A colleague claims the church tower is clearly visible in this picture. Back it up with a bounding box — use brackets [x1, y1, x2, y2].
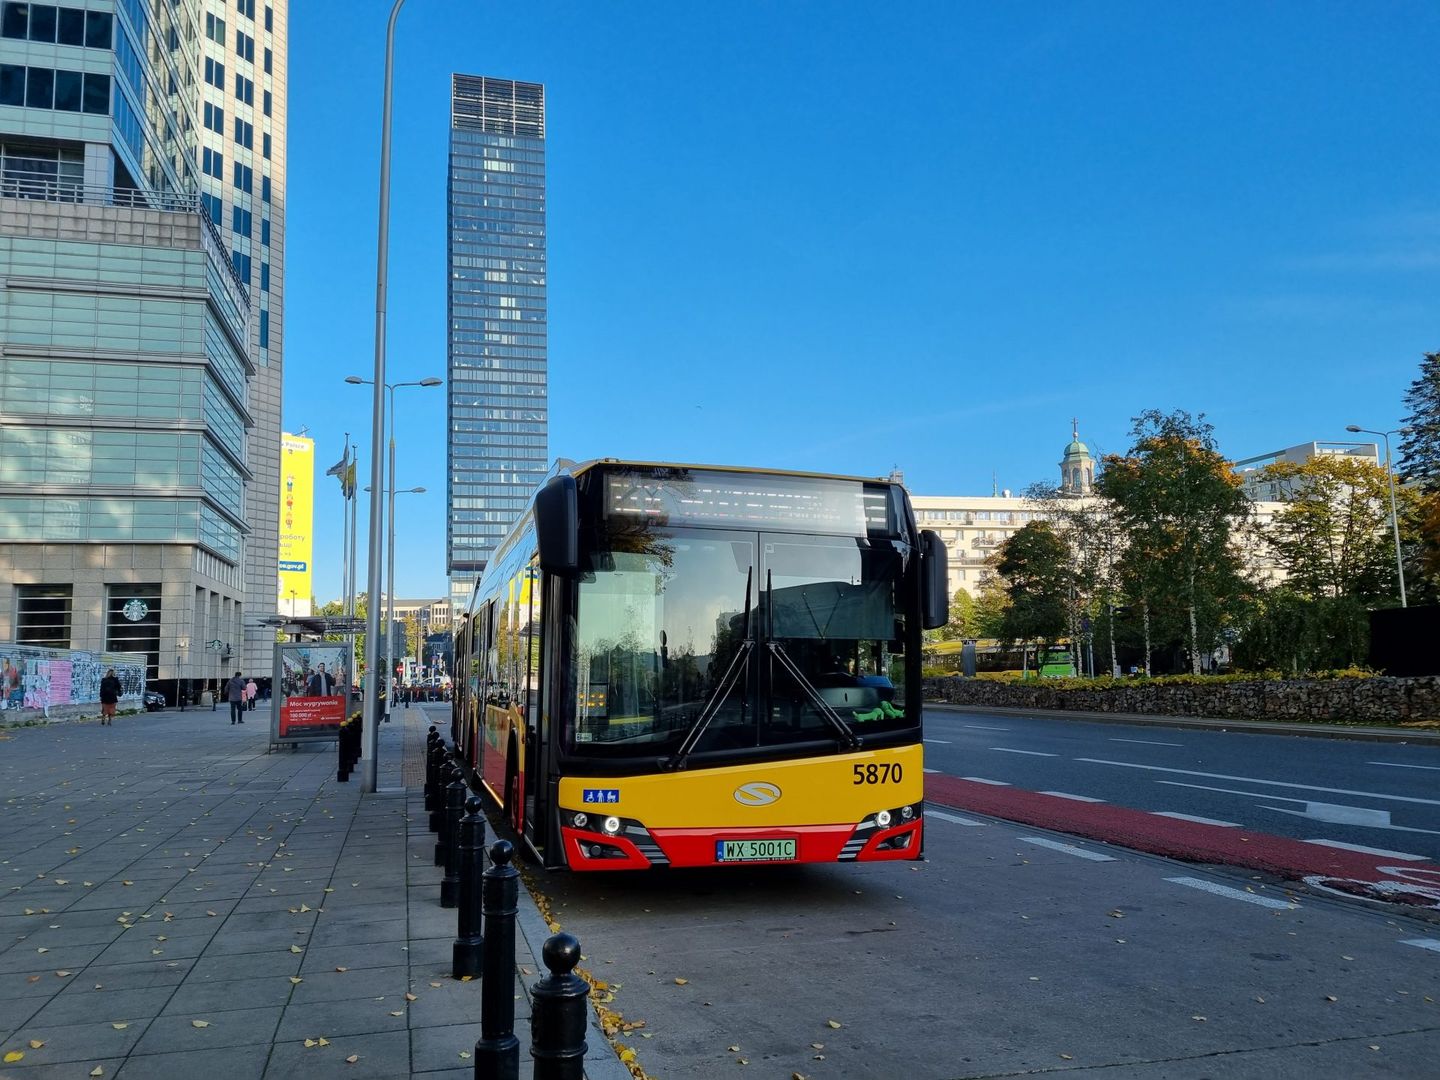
[1060, 420, 1094, 495]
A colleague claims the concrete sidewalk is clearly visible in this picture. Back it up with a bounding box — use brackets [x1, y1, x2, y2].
[0, 700, 617, 1079]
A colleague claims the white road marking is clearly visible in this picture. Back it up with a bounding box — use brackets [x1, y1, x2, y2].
[988, 747, 1058, 757]
[1110, 738, 1184, 747]
[923, 768, 941, 774]
[1401, 939, 1440, 953]
[1019, 836, 1115, 862]
[1302, 839, 1428, 861]
[1157, 780, 1302, 801]
[1041, 791, 1105, 803]
[1369, 762, 1440, 771]
[1268, 802, 1392, 827]
[1152, 811, 1242, 827]
[923, 739, 952, 745]
[960, 724, 1010, 731]
[1165, 877, 1296, 910]
[961, 777, 1011, 786]
[1077, 758, 1440, 808]
[925, 809, 987, 827]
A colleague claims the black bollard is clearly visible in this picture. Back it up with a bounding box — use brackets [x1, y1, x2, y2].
[428, 744, 449, 833]
[435, 761, 457, 865]
[530, 932, 588, 1080]
[424, 727, 439, 811]
[471, 840, 519, 1080]
[452, 797, 488, 978]
[337, 718, 352, 782]
[439, 770, 466, 908]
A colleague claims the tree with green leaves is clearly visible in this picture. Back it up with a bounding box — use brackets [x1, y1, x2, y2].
[1260, 455, 1403, 602]
[923, 588, 977, 644]
[1398, 350, 1440, 493]
[972, 574, 1010, 639]
[1096, 410, 1252, 675]
[994, 521, 1072, 676]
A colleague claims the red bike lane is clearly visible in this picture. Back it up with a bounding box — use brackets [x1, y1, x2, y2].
[926, 773, 1440, 910]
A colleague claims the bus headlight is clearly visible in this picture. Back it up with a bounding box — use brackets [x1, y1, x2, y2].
[572, 812, 588, 830]
[900, 804, 914, 821]
[875, 809, 892, 828]
[603, 816, 621, 835]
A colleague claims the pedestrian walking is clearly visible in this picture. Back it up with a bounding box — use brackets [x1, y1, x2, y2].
[245, 677, 258, 712]
[99, 668, 121, 726]
[226, 671, 247, 725]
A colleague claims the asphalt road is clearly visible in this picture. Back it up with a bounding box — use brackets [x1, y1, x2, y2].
[923, 707, 1440, 862]
[532, 804, 1440, 1079]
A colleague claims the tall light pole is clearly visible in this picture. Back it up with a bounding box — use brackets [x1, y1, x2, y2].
[363, 481, 427, 719]
[347, 375, 441, 724]
[1346, 425, 1412, 608]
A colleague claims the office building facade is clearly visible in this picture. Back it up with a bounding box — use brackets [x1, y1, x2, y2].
[0, 0, 286, 696]
[446, 73, 548, 610]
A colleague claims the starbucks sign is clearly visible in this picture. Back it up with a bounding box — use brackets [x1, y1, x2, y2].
[121, 599, 150, 622]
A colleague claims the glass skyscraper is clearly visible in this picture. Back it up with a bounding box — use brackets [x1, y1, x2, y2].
[446, 74, 548, 610]
[0, 0, 286, 694]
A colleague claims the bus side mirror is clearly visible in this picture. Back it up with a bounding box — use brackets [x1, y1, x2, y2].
[535, 474, 579, 574]
[920, 529, 948, 630]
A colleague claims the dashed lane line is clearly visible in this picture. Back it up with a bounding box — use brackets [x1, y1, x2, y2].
[925, 809, 987, 827]
[1040, 791, 1105, 803]
[988, 747, 1058, 757]
[1110, 738, 1184, 747]
[959, 724, 1010, 731]
[1368, 762, 1440, 771]
[1019, 836, 1115, 862]
[1401, 939, 1440, 953]
[1152, 811, 1242, 827]
[1301, 839, 1428, 861]
[1078, 758, 1440, 808]
[1165, 876, 1297, 910]
[961, 777, 1010, 786]
[922, 739, 952, 745]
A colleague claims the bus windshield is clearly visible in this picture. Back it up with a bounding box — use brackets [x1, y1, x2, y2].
[568, 525, 913, 759]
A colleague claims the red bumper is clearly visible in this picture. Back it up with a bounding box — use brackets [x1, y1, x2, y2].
[560, 818, 923, 870]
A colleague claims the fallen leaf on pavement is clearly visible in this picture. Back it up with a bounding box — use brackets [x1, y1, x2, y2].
[335, 967, 348, 972]
[3, 1052, 23, 1064]
[318, 1038, 329, 1046]
[825, 1019, 842, 1029]
[304, 1039, 317, 1047]
[390, 1010, 403, 1017]
[290, 946, 303, 954]
[346, 1055, 359, 1064]
[113, 1023, 129, 1030]
[459, 1051, 471, 1059]
[27, 1040, 44, 1049]
[91, 1068, 104, 1077]
[404, 993, 417, 1002]
[191, 1020, 210, 1028]
[673, 978, 688, 986]
[289, 977, 303, 985]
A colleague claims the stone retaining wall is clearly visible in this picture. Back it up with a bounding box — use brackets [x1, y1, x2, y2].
[923, 675, 1440, 724]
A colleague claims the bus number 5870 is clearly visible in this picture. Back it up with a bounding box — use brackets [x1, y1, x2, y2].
[853, 763, 902, 785]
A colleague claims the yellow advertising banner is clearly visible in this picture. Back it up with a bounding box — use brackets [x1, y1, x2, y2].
[279, 433, 314, 616]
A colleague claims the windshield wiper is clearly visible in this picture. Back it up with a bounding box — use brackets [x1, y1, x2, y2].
[765, 568, 859, 750]
[664, 566, 752, 771]
[767, 640, 860, 750]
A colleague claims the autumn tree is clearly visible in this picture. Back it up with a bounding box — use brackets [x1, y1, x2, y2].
[1261, 455, 1404, 602]
[994, 522, 1072, 675]
[972, 574, 1011, 639]
[1096, 410, 1251, 675]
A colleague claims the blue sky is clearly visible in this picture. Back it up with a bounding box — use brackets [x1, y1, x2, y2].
[282, 1, 1440, 603]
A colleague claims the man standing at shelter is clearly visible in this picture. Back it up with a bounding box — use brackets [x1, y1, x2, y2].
[227, 671, 247, 725]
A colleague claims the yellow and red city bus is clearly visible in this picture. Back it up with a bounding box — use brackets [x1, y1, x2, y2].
[452, 460, 948, 870]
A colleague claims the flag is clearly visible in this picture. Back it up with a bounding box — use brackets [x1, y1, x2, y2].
[327, 437, 355, 499]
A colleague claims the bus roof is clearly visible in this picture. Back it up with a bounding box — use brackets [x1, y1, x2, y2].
[558, 458, 898, 487]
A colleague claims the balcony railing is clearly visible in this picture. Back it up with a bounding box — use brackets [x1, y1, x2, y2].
[0, 168, 249, 307]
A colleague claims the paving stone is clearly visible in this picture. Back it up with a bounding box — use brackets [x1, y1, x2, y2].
[287, 964, 409, 1006]
[3, 1016, 146, 1062]
[131, 1005, 283, 1055]
[411, 1021, 483, 1073]
[161, 973, 296, 1014]
[275, 995, 410, 1041]
[29, 983, 175, 1026]
[262, 1030, 411, 1080]
[116, 1043, 270, 1080]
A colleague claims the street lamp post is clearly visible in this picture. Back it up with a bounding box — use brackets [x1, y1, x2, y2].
[1345, 425, 1412, 608]
[363, 481, 426, 720]
[347, 375, 440, 728]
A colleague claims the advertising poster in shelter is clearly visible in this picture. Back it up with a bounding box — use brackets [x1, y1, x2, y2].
[272, 642, 350, 742]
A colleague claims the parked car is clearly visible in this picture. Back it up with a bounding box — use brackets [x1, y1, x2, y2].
[143, 690, 167, 712]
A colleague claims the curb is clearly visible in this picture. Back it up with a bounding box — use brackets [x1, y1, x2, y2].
[514, 871, 634, 1080]
[924, 701, 1440, 744]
